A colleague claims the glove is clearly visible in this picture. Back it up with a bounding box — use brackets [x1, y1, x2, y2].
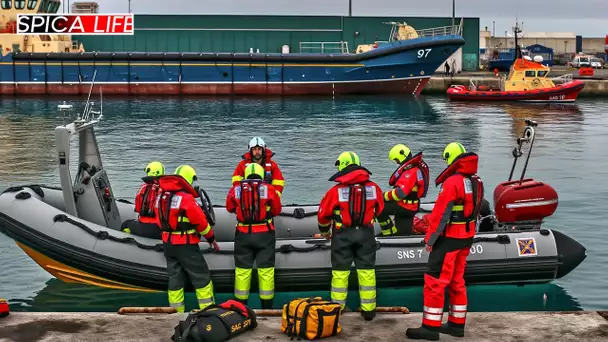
[209, 240, 220, 251]
[320, 231, 331, 240]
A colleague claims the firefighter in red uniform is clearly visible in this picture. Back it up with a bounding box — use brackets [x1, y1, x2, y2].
[121, 161, 165, 239]
[376, 144, 430, 236]
[155, 164, 220, 313]
[318, 151, 384, 321]
[232, 136, 285, 196]
[406, 142, 484, 340]
[226, 163, 282, 309]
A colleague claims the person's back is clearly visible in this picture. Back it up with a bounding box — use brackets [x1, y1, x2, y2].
[226, 163, 282, 309]
[318, 152, 384, 322]
[154, 165, 219, 313]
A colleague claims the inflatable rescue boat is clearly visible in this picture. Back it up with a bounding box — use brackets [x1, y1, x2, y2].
[0, 89, 587, 294]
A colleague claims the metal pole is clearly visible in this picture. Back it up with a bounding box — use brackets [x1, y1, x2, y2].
[129, 0, 131, 13]
[348, 0, 352, 17]
[451, 0, 455, 27]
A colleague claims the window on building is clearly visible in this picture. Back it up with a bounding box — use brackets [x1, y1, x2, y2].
[1, 0, 12, 10]
[37, 0, 47, 12]
[15, 0, 24, 9]
[537, 71, 547, 77]
[525, 70, 536, 77]
[27, 0, 37, 9]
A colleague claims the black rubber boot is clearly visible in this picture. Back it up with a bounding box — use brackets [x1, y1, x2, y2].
[405, 325, 440, 341]
[361, 309, 376, 321]
[261, 299, 273, 310]
[439, 322, 465, 337]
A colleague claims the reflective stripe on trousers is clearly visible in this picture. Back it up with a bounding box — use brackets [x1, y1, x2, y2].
[357, 269, 376, 312]
[330, 270, 349, 309]
[168, 280, 214, 313]
[168, 289, 185, 313]
[422, 305, 444, 327]
[330, 269, 376, 311]
[234, 267, 275, 300]
[449, 304, 467, 324]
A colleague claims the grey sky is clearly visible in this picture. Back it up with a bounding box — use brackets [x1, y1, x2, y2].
[67, 0, 607, 37]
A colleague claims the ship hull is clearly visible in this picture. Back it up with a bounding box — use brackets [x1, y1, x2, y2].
[0, 77, 431, 96]
[0, 35, 464, 96]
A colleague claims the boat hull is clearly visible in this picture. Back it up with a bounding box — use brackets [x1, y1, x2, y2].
[446, 80, 585, 103]
[0, 36, 464, 96]
[0, 185, 587, 294]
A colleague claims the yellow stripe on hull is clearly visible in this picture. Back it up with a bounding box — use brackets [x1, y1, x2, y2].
[16, 242, 160, 293]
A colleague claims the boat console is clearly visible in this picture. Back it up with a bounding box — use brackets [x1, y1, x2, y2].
[55, 72, 122, 230]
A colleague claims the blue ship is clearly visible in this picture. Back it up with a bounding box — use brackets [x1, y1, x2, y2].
[0, 22, 464, 96]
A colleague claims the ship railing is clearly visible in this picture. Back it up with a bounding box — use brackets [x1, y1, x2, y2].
[416, 21, 463, 38]
[299, 41, 350, 54]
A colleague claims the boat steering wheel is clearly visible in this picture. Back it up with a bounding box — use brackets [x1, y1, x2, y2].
[196, 187, 216, 226]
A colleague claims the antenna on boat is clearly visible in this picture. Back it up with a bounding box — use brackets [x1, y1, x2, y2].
[508, 119, 538, 183]
[513, 21, 523, 61]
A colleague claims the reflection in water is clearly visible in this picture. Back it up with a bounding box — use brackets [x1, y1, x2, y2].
[11, 279, 582, 313]
[501, 103, 584, 138]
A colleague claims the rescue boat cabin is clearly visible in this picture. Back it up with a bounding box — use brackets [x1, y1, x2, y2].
[503, 56, 555, 91]
[0, 0, 81, 54]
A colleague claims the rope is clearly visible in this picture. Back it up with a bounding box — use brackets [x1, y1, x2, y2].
[53, 214, 165, 252]
[2, 184, 49, 198]
[52, 214, 332, 255]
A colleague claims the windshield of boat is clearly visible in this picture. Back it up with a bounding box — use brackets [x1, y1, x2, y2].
[538, 70, 548, 77]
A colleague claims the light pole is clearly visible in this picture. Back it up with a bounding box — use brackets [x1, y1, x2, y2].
[451, 0, 455, 27]
[348, 0, 352, 17]
[129, 0, 131, 13]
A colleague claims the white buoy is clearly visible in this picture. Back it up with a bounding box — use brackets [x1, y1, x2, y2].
[523, 56, 532, 61]
[533, 55, 544, 63]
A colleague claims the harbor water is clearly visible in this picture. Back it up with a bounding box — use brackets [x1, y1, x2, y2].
[0, 95, 606, 312]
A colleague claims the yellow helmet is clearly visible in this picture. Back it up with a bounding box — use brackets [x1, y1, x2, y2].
[335, 151, 361, 171]
[388, 144, 412, 164]
[174, 165, 197, 185]
[443, 142, 466, 166]
[145, 161, 165, 176]
[245, 163, 265, 180]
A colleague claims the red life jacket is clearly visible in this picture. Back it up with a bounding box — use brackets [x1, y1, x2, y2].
[435, 153, 484, 239]
[234, 179, 274, 233]
[134, 180, 160, 224]
[155, 175, 211, 245]
[330, 167, 381, 230]
[388, 152, 430, 211]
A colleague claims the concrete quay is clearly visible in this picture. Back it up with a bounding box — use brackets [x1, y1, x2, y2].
[0, 311, 607, 342]
[423, 74, 608, 96]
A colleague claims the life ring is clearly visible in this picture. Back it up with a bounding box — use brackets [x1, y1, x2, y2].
[531, 78, 542, 89]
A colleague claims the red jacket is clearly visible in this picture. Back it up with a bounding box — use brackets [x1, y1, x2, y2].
[384, 152, 429, 212]
[226, 179, 283, 234]
[232, 148, 285, 195]
[424, 153, 484, 246]
[134, 177, 161, 224]
[154, 175, 215, 245]
[318, 166, 384, 232]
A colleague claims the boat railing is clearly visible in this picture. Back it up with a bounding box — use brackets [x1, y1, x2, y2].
[552, 73, 573, 85]
[298, 41, 350, 54]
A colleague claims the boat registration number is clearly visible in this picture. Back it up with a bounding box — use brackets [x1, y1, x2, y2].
[396, 245, 484, 260]
[549, 94, 566, 101]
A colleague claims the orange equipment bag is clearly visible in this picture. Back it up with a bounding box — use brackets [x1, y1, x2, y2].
[281, 297, 342, 340]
